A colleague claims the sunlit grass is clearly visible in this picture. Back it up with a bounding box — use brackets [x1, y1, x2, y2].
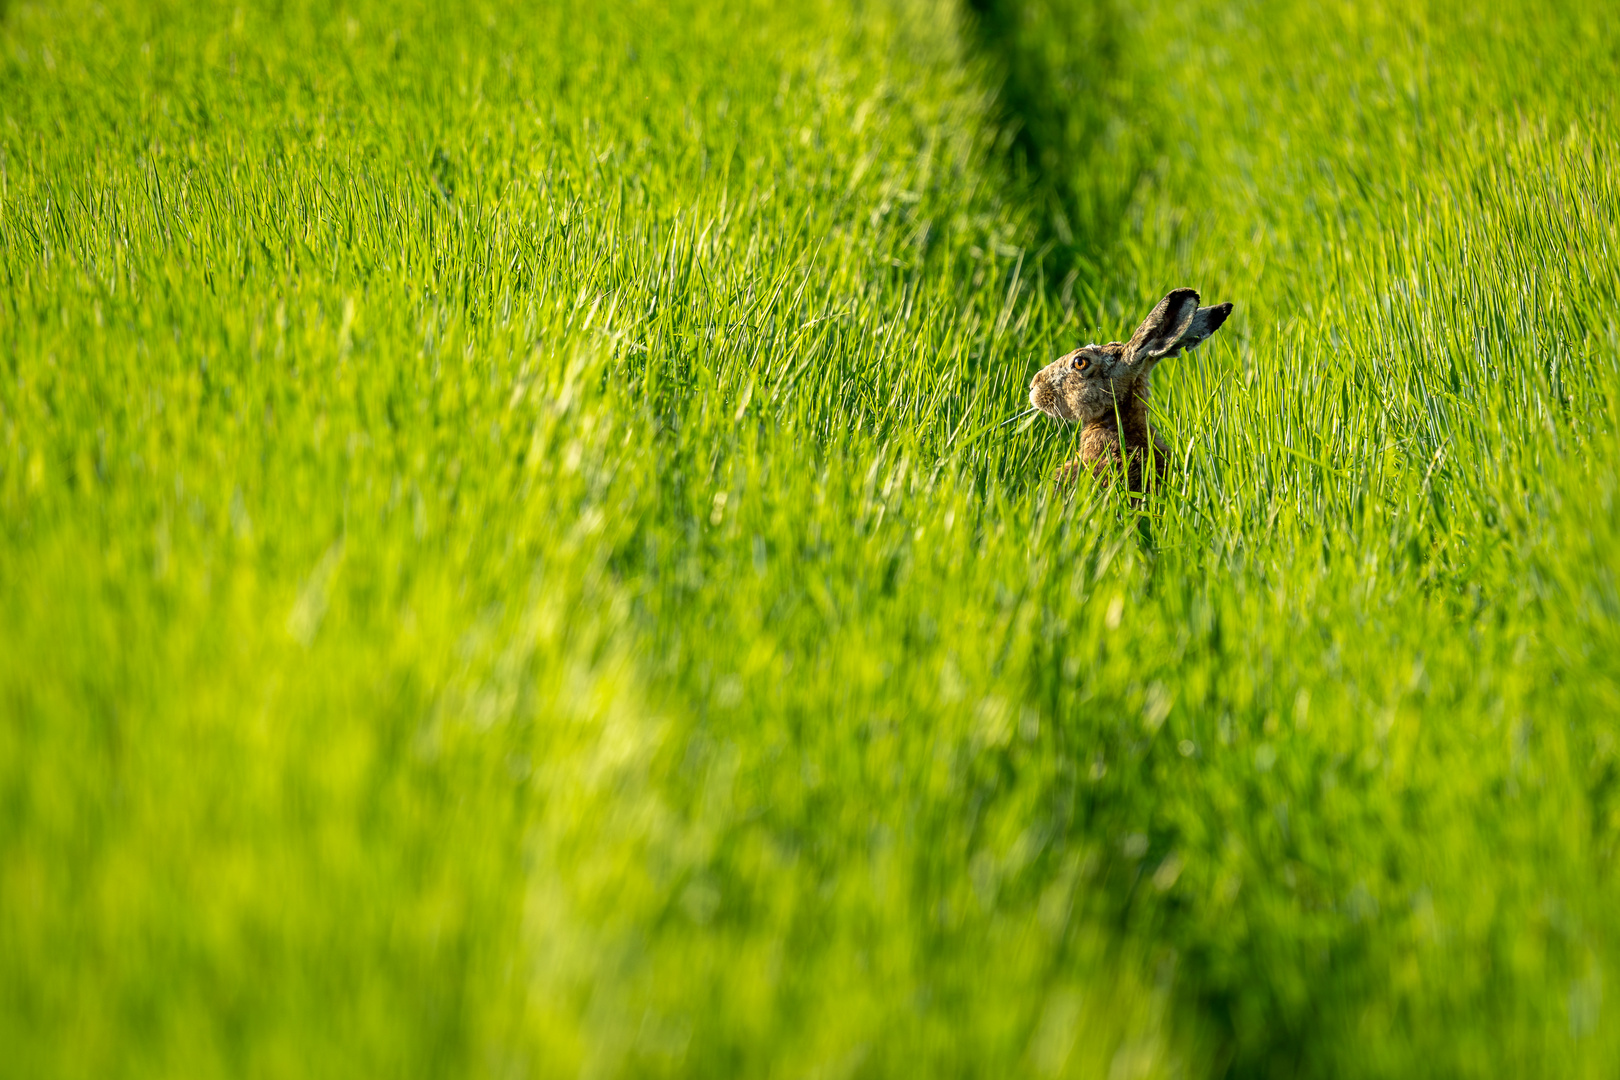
[2, 0, 1618, 1077]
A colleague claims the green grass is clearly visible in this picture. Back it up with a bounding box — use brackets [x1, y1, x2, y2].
[3, 0, 1619, 1076]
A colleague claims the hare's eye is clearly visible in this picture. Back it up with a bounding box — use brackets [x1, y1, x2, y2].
[1072, 356, 1090, 373]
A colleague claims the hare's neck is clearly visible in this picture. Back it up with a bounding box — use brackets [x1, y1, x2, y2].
[1082, 381, 1156, 452]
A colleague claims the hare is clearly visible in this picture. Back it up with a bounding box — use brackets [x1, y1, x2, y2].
[1029, 288, 1232, 493]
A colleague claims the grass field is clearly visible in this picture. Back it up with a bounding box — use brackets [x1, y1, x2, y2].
[4, 0, 1620, 1076]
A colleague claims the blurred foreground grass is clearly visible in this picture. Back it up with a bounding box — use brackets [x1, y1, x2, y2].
[3, 0, 1620, 1076]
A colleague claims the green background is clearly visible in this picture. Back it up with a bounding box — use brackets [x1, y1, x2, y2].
[3, 0, 1619, 1076]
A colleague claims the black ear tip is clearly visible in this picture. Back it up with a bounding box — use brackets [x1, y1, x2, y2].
[1209, 302, 1233, 328]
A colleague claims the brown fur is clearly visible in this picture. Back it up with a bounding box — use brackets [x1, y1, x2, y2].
[1029, 289, 1231, 495]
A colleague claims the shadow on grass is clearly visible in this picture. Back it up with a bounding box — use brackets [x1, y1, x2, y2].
[960, 0, 1160, 308]
[961, 5, 1356, 1075]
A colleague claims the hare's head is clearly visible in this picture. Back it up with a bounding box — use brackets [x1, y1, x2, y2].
[1030, 288, 1232, 423]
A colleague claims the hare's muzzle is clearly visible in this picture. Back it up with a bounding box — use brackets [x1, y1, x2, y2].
[1029, 374, 1057, 418]
[1029, 368, 1075, 422]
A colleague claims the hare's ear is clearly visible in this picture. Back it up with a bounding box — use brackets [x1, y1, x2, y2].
[1176, 302, 1233, 352]
[1124, 288, 1200, 365]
